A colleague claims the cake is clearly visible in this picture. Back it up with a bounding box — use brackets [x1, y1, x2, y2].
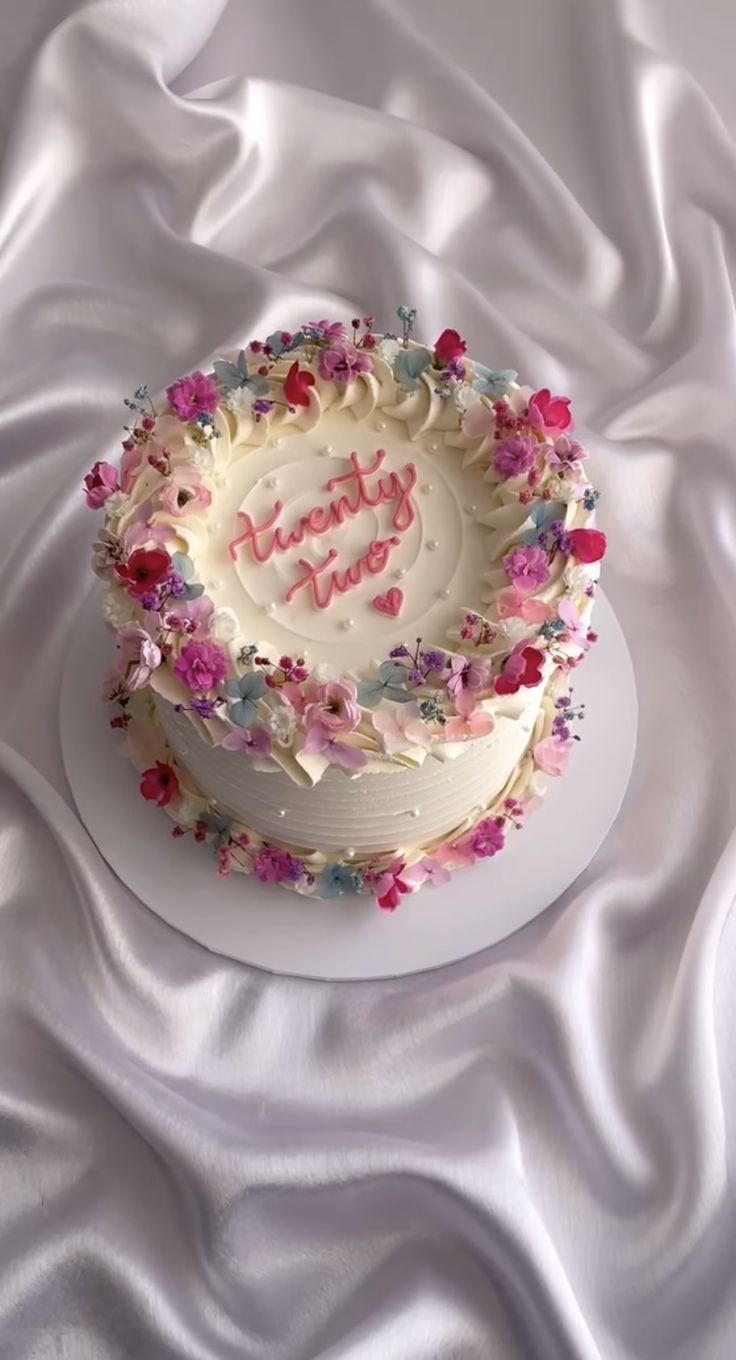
[84, 308, 605, 910]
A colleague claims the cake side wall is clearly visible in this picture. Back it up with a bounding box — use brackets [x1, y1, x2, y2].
[155, 695, 542, 855]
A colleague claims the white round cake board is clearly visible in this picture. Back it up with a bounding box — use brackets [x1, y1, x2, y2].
[60, 591, 637, 980]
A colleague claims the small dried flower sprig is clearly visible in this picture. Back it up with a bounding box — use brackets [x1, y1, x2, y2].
[459, 611, 497, 647]
[551, 693, 586, 742]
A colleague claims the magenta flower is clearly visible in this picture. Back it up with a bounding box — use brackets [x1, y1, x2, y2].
[372, 859, 411, 911]
[304, 679, 360, 734]
[157, 470, 212, 517]
[216, 846, 233, 878]
[252, 846, 303, 884]
[306, 318, 348, 339]
[166, 370, 219, 422]
[173, 639, 229, 693]
[529, 388, 573, 434]
[117, 624, 161, 690]
[160, 593, 214, 637]
[468, 817, 506, 858]
[493, 435, 536, 480]
[220, 726, 273, 758]
[318, 341, 372, 384]
[83, 461, 119, 508]
[502, 544, 550, 595]
[140, 762, 179, 807]
[302, 722, 367, 773]
[446, 655, 490, 718]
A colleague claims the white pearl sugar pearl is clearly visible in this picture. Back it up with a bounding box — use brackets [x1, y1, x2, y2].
[209, 579, 223, 590]
[207, 521, 223, 535]
[341, 618, 355, 631]
[345, 847, 356, 860]
[427, 539, 439, 552]
[421, 483, 434, 494]
[320, 445, 333, 456]
[274, 436, 283, 446]
[376, 420, 387, 431]
[277, 809, 286, 818]
[394, 568, 407, 580]
[465, 503, 477, 515]
[266, 476, 279, 489]
[428, 442, 439, 453]
[438, 587, 451, 599]
[264, 602, 276, 614]
[409, 808, 420, 819]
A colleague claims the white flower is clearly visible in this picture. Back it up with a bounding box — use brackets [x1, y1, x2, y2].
[266, 705, 297, 748]
[224, 388, 255, 416]
[546, 476, 579, 505]
[102, 588, 137, 630]
[191, 446, 215, 476]
[497, 617, 529, 645]
[210, 607, 239, 643]
[377, 336, 400, 363]
[529, 770, 548, 797]
[563, 563, 593, 594]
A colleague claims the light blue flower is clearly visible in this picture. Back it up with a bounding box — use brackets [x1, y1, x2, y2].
[393, 346, 432, 390]
[316, 864, 363, 898]
[213, 349, 270, 396]
[397, 306, 417, 326]
[224, 671, 268, 728]
[264, 329, 305, 357]
[200, 811, 232, 848]
[472, 364, 517, 398]
[357, 660, 413, 708]
[170, 551, 204, 601]
[520, 501, 567, 546]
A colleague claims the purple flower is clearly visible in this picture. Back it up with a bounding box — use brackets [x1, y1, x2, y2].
[190, 697, 220, 720]
[446, 655, 490, 717]
[165, 572, 188, 599]
[502, 545, 550, 595]
[166, 370, 219, 422]
[442, 357, 466, 382]
[318, 341, 373, 384]
[302, 721, 367, 774]
[220, 725, 272, 758]
[117, 624, 161, 691]
[252, 398, 274, 420]
[493, 435, 536, 480]
[305, 319, 348, 340]
[421, 649, 445, 672]
[468, 818, 506, 858]
[252, 846, 303, 884]
[173, 640, 229, 694]
[389, 645, 410, 659]
[137, 589, 162, 612]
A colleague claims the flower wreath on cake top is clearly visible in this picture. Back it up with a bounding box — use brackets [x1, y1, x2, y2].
[83, 308, 604, 910]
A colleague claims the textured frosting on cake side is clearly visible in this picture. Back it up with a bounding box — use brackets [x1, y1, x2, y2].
[85, 310, 605, 907]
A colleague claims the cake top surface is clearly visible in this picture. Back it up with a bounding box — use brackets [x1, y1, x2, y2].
[85, 308, 606, 786]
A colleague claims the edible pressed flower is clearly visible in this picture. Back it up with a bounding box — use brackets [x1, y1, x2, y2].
[446, 655, 490, 717]
[140, 762, 179, 807]
[567, 527, 607, 563]
[502, 544, 550, 595]
[433, 328, 466, 365]
[220, 726, 272, 758]
[533, 734, 573, 776]
[318, 340, 372, 384]
[372, 859, 411, 911]
[493, 435, 536, 480]
[115, 548, 172, 599]
[283, 360, 315, 408]
[252, 846, 303, 884]
[302, 722, 367, 773]
[494, 645, 545, 696]
[528, 388, 573, 434]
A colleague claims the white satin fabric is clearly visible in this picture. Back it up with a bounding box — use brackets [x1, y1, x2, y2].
[2, 3, 736, 1356]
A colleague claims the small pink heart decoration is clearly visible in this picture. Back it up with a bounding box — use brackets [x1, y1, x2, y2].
[372, 587, 403, 618]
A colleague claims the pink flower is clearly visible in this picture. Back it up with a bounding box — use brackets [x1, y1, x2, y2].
[216, 846, 233, 878]
[372, 704, 432, 755]
[493, 435, 536, 480]
[529, 388, 573, 434]
[533, 735, 572, 776]
[307, 319, 348, 339]
[166, 370, 219, 423]
[318, 341, 372, 384]
[557, 597, 588, 648]
[156, 470, 212, 517]
[252, 846, 303, 884]
[545, 434, 587, 469]
[496, 587, 553, 624]
[120, 442, 146, 493]
[304, 680, 360, 734]
[433, 328, 467, 365]
[302, 722, 367, 774]
[444, 710, 495, 742]
[446, 656, 490, 718]
[494, 644, 545, 696]
[159, 593, 214, 637]
[281, 679, 321, 714]
[462, 400, 495, 441]
[83, 460, 119, 509]
[117, 624, 161, 690]
[502, 545, 550, 595]
[372, 859, 412, 911]
[140, 762, 179, 807]
[173, 640, 229, 693]
[468, 817, 506, 858]
[220, 726, 272, 758]
[403, 858, 452, 890]
[122, 512, 173, 552]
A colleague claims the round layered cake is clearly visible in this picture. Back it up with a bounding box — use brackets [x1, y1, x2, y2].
[84, 309, 605, 909]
